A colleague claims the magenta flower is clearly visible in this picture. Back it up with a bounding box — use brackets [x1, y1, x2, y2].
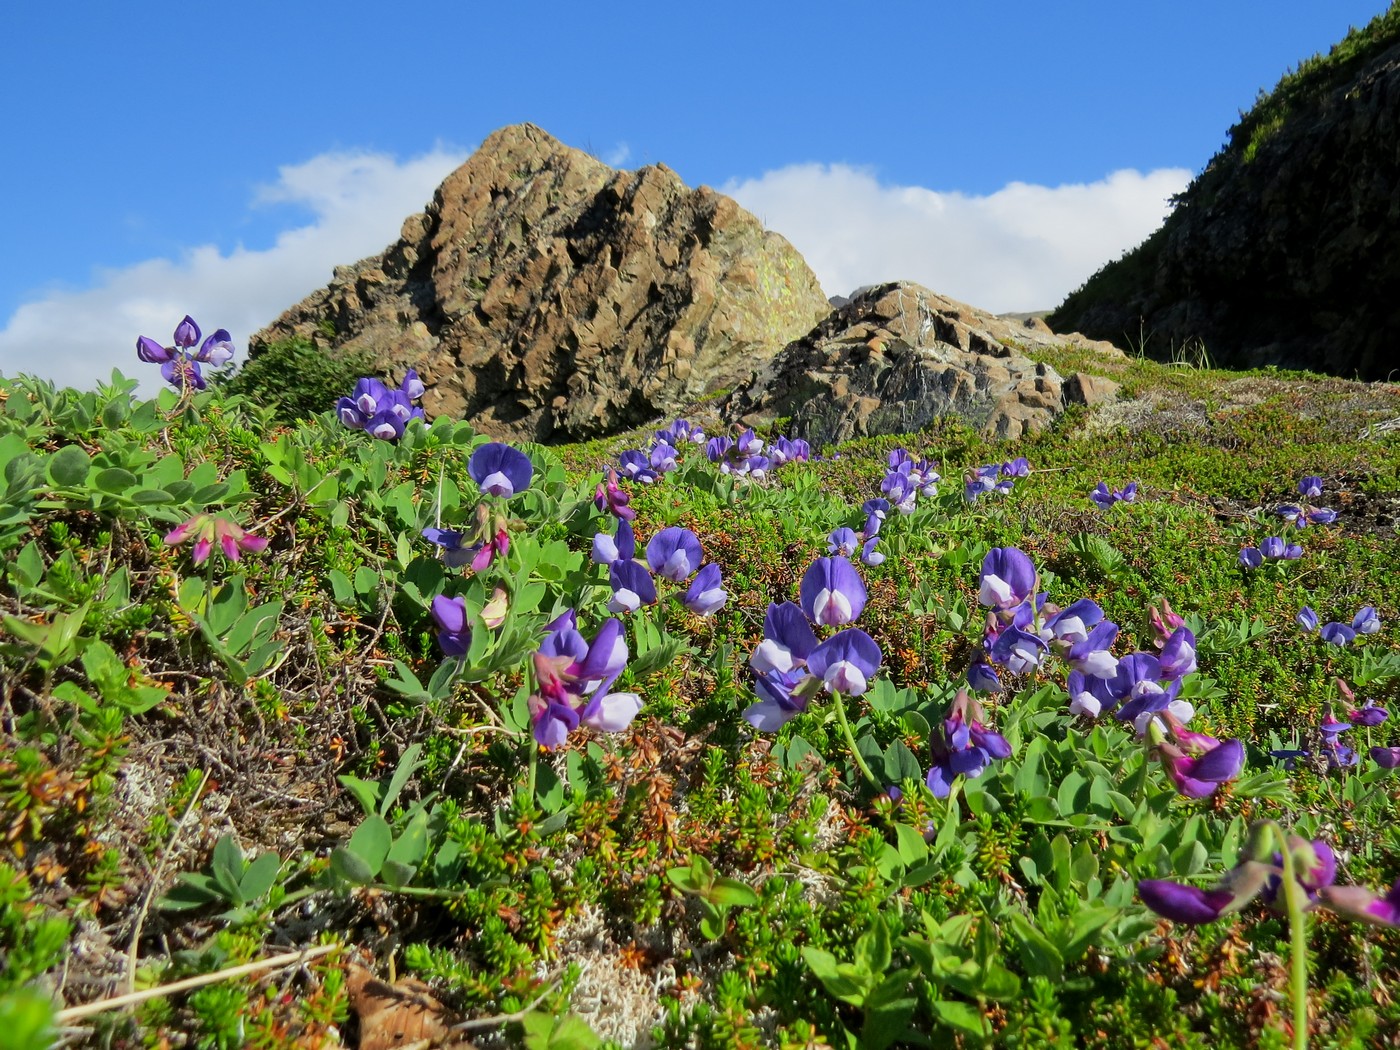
[1138, 880, 1237, 925]
[164, 514, 269, 564]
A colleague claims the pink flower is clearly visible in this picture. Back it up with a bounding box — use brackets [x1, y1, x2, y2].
[164, 514, 269, 564]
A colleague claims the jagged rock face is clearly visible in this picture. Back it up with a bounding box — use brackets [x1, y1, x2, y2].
[721, 282, 1122, 447]
[1049, 30, 1400, 379]
[250, 123, 831, 442]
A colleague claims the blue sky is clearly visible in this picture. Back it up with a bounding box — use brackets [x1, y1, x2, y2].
[1, 0, 1390, 390]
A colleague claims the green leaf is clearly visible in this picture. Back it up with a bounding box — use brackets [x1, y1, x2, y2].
[338, 774, 381, 817]
[931, 998, 989, 1039]
[237, 852, 282, 902]
[46, 445, 91, 488]
[666, 866, 705, 895]
[328, 845, 377, 886]
[379, 743, 424, 816]
[130, 487, 176, 505]
[883, 739, 923, 784]
[706, 877, 758, 909]
[92, 467, 139, 494]
[855, 919, 893, 975]
[209, 835, 246, 901]
[344, 815, 393, 879]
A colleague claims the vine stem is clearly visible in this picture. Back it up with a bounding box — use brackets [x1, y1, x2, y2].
[831, 689, 880, 791]
[1266, 820, 1311, 1050]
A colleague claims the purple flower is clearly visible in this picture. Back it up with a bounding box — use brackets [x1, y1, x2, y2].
[136, 315, 237, 391]
[1353, 606, 1381, 635]
[750, 602, 819, 675]
[469, 443, 533, 498]
[1321, 622, 1357, 646]
[859, 535, 884, 567]
[1238, 547, 1263, 568]
[828, 527, 859, 557]
[800, 556, 867, 627]
[1370, 747, 1400, 768]
[926, 690, 1011, 798]
[978, 547, 1037, 611]
[1001, 457, 1030, 478]
[1067, 669, 1119, 718]
[430, 594, 472, 657]
[649, 441, 680, 473]
[1065, 621, 1120, 679]
[1307, 508, 1338, 525]
[530, 615, 640, 747]
[423, 526, 476, 569]
[806, 629, 882, 696]
[1296, 606, 1319, 632]
[618, 449, 658, 484]
[744, 668, 814, 731]
[989, 624, 1048, 674]
[607, 559, 657, 614]
[1158, 626, 1198, 680]
[967, 662, 1001, 692]
[1348, 699, 1389, 726]
[1137, 880, 1237, 925]
[1090, 482, 1117, 510]
[336, 373, 426, 440]
[646, 527, 703, 583]
[1299, 475, 1324, 499]
[683, 563, 727, 616]
[1158, 737, 1245, 798]
[591, 518, 636, 566]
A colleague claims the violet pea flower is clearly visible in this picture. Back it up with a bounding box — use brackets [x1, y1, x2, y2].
[430, 594, 472, 657]
[1066, 621, 1120, 679]
[1353, 606, 1381, 635]
[608, 560, 657, 614]
[978, 547, 1037, 612]
[1067, 669, 1119, 718]
[1137, 880, 1237, 925]
[1158, 626, 1198, 680]
[1160, 737, 1245, 798]
[423, 526, 475, 569]
[1002, 457, 1030, 478]
[1321, 622, 1357, 646]
[683, 563, 727, 616]
[1299, 475, 1324, 499]
[967, 662, 1001, 693]
[595, 469, 636, 521]
[806, 628, 882, 696]
[592, 518, 637, 566]
[1370, 747, 1400, 768]
[800, 556, 867, 627]
[646, 526, 703, 583]
[650, 441, 680, 473]
[744, 668, 814, 731]
[1260, 536, 1286, 559]
[1349, 699, 1389, 726]
[469, 443, 533, 498]
[989, 624, 1048, 674]
[1090, 482, 1117, 510]
[1238, 547, 1263, 568]
[751, 601, 819, 675]
[618, 449, 658, 484]
[1296, 606, 1319, 632]
[859, 535, 884, 567]
[1307, 508, 1338, 525]
[827, 527, 859, 557]
[926, 691, 1011, 798]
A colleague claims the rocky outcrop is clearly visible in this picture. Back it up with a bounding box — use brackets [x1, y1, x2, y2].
[721, 282, 1123, 447]
[250, 123, 831, 442]
[1049, 12, 1400, 379]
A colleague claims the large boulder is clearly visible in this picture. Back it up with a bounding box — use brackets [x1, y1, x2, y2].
[1049, 15, 1400, 379]
[250, 123, 831, 441]
[721, 281, 1122, 447]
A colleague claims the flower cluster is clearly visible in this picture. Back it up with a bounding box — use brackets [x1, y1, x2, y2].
[1238, 535, 1303, 567]
[1271, 680, 1391, 772]
[1276, 474, 1338, 527]
[964, 457, 1029, 503]
[528, 612, 642, 748]
[744, 556, 881, 731]
[1297, 603, 1381, 646]
[336, 372, 426, 441]
[706, 427, 811, 478]
[592, 519, 726, 616]
[422, 443, 534, 572]
[880, 448, 940, 513]
[925, 689, 1011, 797]
[1090, 480, 1138, 510]
[1140, 826, 1400, 930]
[136, 315, 235, 391]
[164, 513, 269, 564]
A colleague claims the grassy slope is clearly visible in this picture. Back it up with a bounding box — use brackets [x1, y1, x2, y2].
[2, 352, 1400, 1048]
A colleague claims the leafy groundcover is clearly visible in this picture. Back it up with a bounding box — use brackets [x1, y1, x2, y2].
[3, 342, 1400, 1049]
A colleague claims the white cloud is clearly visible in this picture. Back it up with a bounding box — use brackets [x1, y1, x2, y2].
[722, 163, 1192, 313]
[604, 142, 632, 167]
[0, 146, 469, 394]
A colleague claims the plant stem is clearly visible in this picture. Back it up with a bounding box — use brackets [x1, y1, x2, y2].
[831, 689, 879, 791]
[526, 738, 538, 800]
[1269, 821, 1311, 1050]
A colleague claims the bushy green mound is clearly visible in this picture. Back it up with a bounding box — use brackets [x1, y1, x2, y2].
[2, 352, 1400, 1048]
[1050, 3, 1400, 379]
